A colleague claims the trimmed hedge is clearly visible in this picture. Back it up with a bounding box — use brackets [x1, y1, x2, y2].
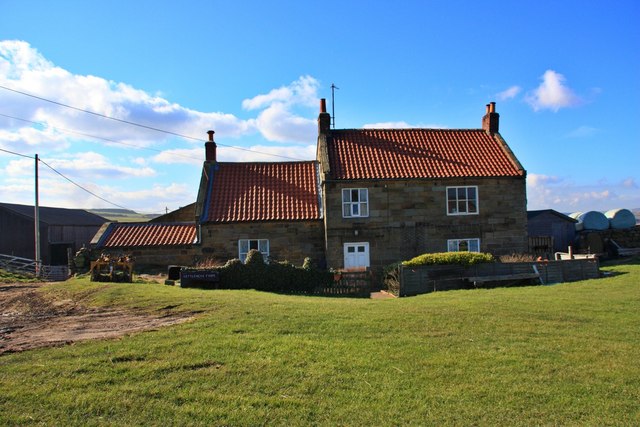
[402, 252, 494, 267]
[182, 250, 333, 293]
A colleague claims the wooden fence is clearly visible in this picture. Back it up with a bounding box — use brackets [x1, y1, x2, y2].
[398, 258, 600, 297]
[317, 270, 372, 297]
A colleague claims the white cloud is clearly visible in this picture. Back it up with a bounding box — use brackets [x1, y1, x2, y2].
[496, 85, 521, 101]
[242, 75, 319, 110]
[242, 76, 321, 143]
[255, 102, 316, 143]
[527, 173, 640, 212]
[4, 152, 155, 180]
[0, 40, 258, 148]
[526, 70, 581, 112]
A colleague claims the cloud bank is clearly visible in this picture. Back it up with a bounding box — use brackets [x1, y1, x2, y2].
[0, 40, 322, 211]
[527, 173, 640, 213]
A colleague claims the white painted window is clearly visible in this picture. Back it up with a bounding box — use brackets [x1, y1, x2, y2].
[238, 239, 269, 263]
[447, 238, 480, 253]
[447, 186, 478, 215]
[342, 188, 369, 218]
[344, 242, 370, 269]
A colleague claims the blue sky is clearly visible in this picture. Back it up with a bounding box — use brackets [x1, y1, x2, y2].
[1, 0, 638, 214]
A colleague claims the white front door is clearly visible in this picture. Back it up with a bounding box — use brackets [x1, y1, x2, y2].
[344, 242, 370, 270]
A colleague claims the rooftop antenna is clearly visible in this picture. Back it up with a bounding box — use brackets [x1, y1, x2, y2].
[331, 83, 339, 129]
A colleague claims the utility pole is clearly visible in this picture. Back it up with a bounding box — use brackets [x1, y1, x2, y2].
[34, 154, 41, 277]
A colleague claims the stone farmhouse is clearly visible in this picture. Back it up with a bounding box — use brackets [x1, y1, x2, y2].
[94, 100, 527, 275]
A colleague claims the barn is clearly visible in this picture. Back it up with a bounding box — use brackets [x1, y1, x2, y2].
[0, 202, 107, 265]
[527, 209, 577, 256]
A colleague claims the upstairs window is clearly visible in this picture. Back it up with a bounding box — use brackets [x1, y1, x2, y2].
[342, 188, 369, 218]
[239, 239, 269, 263]
[448, 238, 480, 253]
[447, 186, 478, 215]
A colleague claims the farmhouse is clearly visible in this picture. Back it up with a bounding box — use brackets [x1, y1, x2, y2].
[315, 100, 527, 273]
[94, 100, 528, 275]
[191, 101, 527, 274]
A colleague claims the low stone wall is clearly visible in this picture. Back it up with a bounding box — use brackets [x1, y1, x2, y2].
[93, 245, 197, 272]
[398, 259, 600, 297]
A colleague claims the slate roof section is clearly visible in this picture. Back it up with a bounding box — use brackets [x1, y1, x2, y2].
[527, 209, 578, 223]
[326, 129, 525, 180]
[202, 161, 321, 223]
[96, 222, 197, 247]
[0, 202, 107, 226]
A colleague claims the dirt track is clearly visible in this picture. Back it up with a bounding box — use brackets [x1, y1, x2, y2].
[0, 282, 194, 355]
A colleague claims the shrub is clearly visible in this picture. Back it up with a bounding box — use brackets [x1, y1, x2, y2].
[218, 258, 244, 289]
[382, 262, 401, 296]
[183, 254, 333, 294]
[402, 252, 494, 267]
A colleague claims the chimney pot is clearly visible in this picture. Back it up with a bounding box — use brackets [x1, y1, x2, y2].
[320, 98, 327, 113]
[207, 130, 215, 142]
[489, 102, 496, 113]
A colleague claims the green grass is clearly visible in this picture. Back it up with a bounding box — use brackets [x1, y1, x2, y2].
[1, 259, 639, 425]
[0, 268, 37, 283]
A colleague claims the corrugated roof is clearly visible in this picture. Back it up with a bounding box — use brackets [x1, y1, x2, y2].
[97, 222, 196, 247]
[203, 161, 321, 223]
[0, 202, 107, 226]
[326, 129, 524, 180]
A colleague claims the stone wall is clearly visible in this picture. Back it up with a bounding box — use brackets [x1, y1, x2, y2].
[574, 225, 640, 253]
[199, 220, 325, 267]
[322, 177, 527, 274]
[95, 245, 197, 271]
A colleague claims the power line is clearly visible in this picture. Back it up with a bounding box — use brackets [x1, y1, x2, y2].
[0, 85, 306, 161]
[0, 146, 33, 159]
[0, 112, 202, 161]
[38, 158, 132, 211]
[0, 146, 139, 212]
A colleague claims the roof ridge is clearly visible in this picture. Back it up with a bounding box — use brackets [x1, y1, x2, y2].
[332, 128, 485, 132]
[216, 160, 317, 165]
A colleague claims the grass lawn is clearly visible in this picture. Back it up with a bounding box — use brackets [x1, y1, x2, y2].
[1, 259, 639, 425]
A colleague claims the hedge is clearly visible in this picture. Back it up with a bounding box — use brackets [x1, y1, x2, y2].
[401, 252, 495, 267]
[181, 250, 333, 293]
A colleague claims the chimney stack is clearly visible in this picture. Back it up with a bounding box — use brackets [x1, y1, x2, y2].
[482, 102, 499, 134]
[205, 130, 217, 162]
[318, 98, 331, 134]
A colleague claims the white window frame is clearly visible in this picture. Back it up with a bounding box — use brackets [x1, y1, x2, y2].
[342, 188, 369, 218]
[446, 186, 479, 215]
[238, 239, 269, 263]
[447, 238, 481, 253]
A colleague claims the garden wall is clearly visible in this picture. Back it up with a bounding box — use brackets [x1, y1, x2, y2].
[398, 258, 600, 297]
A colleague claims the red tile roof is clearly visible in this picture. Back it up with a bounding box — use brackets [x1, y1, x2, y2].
[326, 129, 524, 180]
[98, 222, 196, 247]
[203, 161, 321, 222]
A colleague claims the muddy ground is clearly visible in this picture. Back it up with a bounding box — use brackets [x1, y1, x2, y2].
[0, 281, 195, 355]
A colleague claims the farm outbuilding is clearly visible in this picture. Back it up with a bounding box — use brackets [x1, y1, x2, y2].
[0, 202, 108, 265]
[527, 210, 577, 256]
